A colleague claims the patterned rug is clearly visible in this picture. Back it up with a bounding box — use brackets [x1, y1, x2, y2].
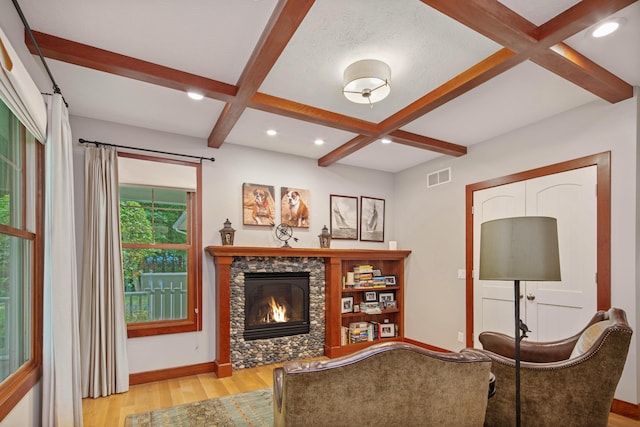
[124, 388, 273, 427]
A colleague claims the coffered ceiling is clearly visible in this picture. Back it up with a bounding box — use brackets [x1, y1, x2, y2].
[12, 0, 640, 172]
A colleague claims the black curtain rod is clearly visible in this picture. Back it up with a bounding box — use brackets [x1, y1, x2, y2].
[11, 0, 68, 107]
[79, 138, 216, 163]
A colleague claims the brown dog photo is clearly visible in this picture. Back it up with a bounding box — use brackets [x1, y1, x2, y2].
[280, 187, 310, 228]
[242, 183, 276, 226]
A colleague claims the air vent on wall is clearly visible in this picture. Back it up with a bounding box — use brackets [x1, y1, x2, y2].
[427, 167, 451, 188]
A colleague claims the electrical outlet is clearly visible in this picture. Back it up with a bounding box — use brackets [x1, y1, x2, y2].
[457, 331, 464, 343]
[457, 269, 466, 279]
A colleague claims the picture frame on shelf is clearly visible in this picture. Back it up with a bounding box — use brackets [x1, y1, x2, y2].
[330, 195, 358, 240]
[341, 296, 354, 314]
[360, 196, 385, 242]
[364, 291, 377, 302]
[384, 300, 397, 310]
[383, 275, 397, 286]
[380, 323, 396, 338]
[379, 292, 395, 303]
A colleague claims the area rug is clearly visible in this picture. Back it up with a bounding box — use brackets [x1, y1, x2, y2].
[124, 388, 273, 427]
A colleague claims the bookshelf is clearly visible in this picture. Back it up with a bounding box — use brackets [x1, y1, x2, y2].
[324, 250, 411, 358]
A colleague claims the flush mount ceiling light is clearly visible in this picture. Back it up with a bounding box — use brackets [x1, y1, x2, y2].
[343, 59, 391, 106]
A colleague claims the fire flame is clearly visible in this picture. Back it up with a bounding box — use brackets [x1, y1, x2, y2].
[267, 297, 289, 323]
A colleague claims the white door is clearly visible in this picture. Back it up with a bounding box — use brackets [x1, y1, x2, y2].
[473, 166, 597, 345]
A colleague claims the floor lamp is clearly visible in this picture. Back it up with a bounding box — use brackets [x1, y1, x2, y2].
[479, 216, 561, 427]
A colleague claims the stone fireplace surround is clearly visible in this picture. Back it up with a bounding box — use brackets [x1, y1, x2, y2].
[229, 256, 325, 369]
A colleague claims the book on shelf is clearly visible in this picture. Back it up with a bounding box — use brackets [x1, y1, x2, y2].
[341, 326, 349, 345]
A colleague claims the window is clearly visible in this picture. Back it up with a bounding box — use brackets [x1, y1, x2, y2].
[0, 100, 43, 418]
[118, 153, 201, 337]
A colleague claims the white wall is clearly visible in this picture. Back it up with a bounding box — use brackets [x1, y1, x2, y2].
[69, 116, 396, 374]
[395, 94, 639, 404]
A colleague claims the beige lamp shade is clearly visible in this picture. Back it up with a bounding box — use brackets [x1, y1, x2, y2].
[479, 216, 561, 281]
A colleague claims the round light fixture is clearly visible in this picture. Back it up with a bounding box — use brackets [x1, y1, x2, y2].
[381, 138, 392, 144]
[187, 91, 204, 100]
[314, 138, 324, 146]
[591, 18, 625, 38]
[266, 129, 277, 136]
[343, 59, 391, 105]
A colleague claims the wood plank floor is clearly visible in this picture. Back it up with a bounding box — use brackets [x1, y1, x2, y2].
[82, 361, 640, 427]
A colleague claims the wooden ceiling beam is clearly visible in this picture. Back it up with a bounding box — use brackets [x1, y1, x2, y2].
[248, 93, 379, 136]
[317, 135, 377, 167]
[423, 0, 634, 103]
[388, 130, 467, 157]
[207, 0, 315, 148]
[26, 31, 238, 103]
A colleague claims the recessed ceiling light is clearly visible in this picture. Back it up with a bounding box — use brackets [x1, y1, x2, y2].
[266, 129, 277, 136]
[381, 138, 392, 144]
[187, 91, 204, 100]
[314, 139, 324, 145]
[591, 18, 625, 38]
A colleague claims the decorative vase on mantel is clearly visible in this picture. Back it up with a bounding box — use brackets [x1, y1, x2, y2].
[219, 219, 235, 246]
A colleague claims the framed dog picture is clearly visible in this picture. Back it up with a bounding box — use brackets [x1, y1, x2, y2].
[281, 187, 310, 228]
[330, 195, 358, 240]
[360, 196, 385, 242]
[242, 183, 276, 226]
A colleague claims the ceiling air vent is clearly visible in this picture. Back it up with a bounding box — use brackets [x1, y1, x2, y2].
[427, 167, 451, 188]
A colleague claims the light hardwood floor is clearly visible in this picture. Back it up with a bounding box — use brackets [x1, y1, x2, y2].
[82, 361, 640, 427]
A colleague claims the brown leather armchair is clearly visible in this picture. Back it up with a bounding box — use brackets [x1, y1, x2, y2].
[477, 307, 632, 427]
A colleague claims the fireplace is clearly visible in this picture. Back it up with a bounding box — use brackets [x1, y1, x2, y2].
[243, 272, 310, 340]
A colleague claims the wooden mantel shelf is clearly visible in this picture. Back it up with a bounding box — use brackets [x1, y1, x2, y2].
[205, 245, 411, 260]
[205, 246, 411, 378]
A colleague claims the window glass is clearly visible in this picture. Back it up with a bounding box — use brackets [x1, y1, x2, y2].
[120, 158, 201, 337]
[0, 97, 40, 411]
[0, 102, 23, 230]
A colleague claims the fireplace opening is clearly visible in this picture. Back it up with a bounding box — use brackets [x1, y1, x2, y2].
[244, 272, 310, 341]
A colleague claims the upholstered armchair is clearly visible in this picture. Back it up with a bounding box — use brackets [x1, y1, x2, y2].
[273, 341, 493, 427]
[477, 307, 632, 427]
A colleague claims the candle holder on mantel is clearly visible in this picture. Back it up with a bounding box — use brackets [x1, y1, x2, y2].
[219, 218, 235, 246]
[318, 225, 331, 248]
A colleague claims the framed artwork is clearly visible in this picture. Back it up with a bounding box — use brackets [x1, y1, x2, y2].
[380, 323, 396, 338]
[384, 275, 397, 286]
[385, 300, 398, 310]
[242, 183, 276, 226]
[379, 292, 395, 303]
[341, 296, 354, 314]
[360, 196, 385, 242]
[364, 291, 377, 302]
[280, 187, 310, 228]
[330, 195, 358, 240]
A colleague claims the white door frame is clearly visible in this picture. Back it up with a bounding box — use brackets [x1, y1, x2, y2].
[464, 151, 611, 347]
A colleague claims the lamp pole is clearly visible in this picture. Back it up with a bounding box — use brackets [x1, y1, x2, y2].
[514, 279, 522, 427]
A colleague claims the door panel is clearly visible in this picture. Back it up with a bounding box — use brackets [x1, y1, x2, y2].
[524, 166, 597, 341]
[473, 182, 525, 343]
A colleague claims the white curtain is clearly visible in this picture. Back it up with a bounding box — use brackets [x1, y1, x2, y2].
[80, 146, 129, 397]
[42, 93, 83, 426]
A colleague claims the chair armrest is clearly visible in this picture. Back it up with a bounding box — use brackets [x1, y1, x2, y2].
[273, 367, 284, 413]
[479, 331, 577, 362]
